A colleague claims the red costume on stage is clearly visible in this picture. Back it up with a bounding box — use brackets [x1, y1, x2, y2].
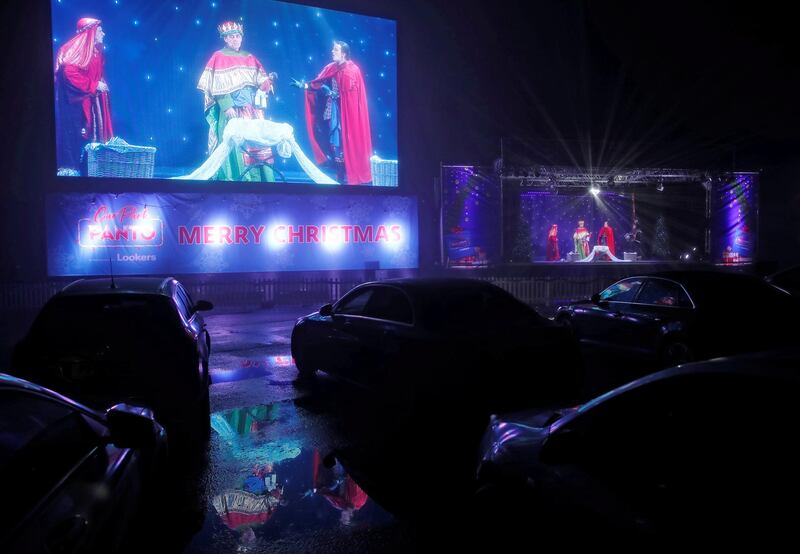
[304, 59, 373, 184]
[597, 222, 616, 256]
[55, 18, 114, 172]
[546, 224, 560, 261]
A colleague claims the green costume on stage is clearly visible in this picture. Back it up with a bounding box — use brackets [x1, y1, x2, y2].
[197, 22, 276, 182]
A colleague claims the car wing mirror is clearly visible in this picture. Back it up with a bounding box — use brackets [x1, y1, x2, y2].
[591, 293, 601, 304]
[106, 404, 159, 448]
[319, 304, 333, 317]
[193, 300, 214, 313]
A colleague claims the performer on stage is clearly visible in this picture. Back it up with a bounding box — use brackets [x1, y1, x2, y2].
[197, 21, 277, 182]
[573, 220, 591, 259]
[546, 224, 560, 261]
[597, 221, 616, 256]
[55, 18, 114, 176]
[291, 41, 373, 184]
[624, 218, 643, 259]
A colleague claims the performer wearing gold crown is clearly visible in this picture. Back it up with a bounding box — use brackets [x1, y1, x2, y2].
[573, 219, 591, 259]
[197, 21, 277, 181]
[55, 17, 114, 175]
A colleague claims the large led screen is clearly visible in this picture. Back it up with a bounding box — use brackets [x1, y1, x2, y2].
[51, 0, 397, 186]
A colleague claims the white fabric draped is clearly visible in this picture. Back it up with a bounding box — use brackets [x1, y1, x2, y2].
[174, 118, 337, 184]
[577, 245, 630, 262]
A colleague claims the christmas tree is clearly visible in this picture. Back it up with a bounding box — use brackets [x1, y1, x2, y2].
[653, 214, 671, 259]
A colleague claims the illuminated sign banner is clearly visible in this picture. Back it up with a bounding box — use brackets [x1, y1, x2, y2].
[47, 193, 418, 275]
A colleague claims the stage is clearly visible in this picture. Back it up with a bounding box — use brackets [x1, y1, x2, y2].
[441, 165, 759, 273]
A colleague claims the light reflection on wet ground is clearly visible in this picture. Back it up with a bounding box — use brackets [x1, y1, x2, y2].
[184, 400, 397, 552]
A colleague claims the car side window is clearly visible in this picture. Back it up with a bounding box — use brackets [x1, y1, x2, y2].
[599, 278, 644, 303]
[174, 286, 193, 320]
[335, 288, 374, 316]
[556, 380, 680, 476]
[0, 392, 74, 466]
[0, 392, 101, 525]
[636, 279, 692, 307]
[177, 284, 196, 310]
[365, 287, 413, 324]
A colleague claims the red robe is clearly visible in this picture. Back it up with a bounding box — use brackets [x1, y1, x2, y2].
[59, 48, 114, 143]
[546, 228, 560, 261]
[56, 26, 114, 170]
[597, 225, 616, 256]
[304, 60, 373, 184]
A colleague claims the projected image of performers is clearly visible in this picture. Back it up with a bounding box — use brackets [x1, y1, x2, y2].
[50, 0, 397, 185]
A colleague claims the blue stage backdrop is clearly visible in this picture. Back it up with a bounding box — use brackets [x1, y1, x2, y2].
[46, 192, 418, 275]
[519, 191, 633, 262]
[440, 166, 501, 267]
[50, 0, 397, 185]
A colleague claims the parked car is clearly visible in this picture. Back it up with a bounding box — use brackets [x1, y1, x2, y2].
[0, 373, 167, 553]
[555, 270, 798, 367]
[291, 278, 584, 414]
[10, 277, 213, 439]
[476, 349, 800, 543]
[766, 263, 800, 297]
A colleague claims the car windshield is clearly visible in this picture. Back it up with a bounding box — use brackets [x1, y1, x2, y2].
[31, 294, 174, 348]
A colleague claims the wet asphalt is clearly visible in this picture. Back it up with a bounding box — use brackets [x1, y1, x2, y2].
[182, 307, 415, 553]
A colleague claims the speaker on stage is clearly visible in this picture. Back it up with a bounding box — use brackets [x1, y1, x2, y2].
[624, 252, 638, 261]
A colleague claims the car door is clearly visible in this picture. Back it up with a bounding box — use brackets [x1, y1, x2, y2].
[175, 283, 210, 383]
[543, 379, 681, 535]
[619, 278, 695, 356]
[575, 277, 645, 352]
[357, 286, 416, 388]
[1, 391, 138, 554]
[326, 286, 376, 380]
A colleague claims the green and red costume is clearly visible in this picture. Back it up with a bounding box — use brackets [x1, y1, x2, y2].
[197, 47, 275, 181]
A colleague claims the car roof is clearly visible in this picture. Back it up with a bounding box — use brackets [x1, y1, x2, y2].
[615, 270, 776, 296]
[58, 276, 175, 297]
[0, 373, 101, 416]
[353, 278, 501, 295]
[552, 349, 800, 431]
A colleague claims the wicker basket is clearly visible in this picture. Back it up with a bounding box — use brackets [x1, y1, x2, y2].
[85, 137, 156, 178]
[370, 156, 398, 186]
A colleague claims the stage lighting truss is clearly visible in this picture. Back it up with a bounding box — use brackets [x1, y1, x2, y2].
[500, 166, 730, 189]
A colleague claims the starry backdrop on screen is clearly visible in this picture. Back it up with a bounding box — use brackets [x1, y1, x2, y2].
[50, 0, 397, 176]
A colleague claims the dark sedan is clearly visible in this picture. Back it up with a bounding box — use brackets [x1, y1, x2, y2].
[291, 278, 584, 413]
[11, 277, 214, 439]
[476, 350, 800, 544]
[555, 271, 798, 367]
[0, 373, 167, 553]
